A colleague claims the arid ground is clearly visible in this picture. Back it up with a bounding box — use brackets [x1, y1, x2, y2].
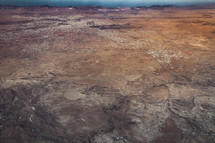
[0, 5, 215, 143]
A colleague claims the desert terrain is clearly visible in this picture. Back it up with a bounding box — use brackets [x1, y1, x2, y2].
[0, 5, 215, 143]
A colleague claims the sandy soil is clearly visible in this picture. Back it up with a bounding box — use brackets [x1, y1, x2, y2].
[0, 5, 215, 143]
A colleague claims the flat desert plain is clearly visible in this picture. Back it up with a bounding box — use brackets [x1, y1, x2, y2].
[0, 5, 215, 143]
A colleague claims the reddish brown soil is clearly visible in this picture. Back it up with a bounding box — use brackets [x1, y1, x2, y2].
[0, 5, 215, 143]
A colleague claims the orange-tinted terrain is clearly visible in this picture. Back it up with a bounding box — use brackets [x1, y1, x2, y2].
[0, 5, 215, 143]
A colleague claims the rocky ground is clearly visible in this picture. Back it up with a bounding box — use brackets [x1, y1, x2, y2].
[0, 5, 215, 143]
